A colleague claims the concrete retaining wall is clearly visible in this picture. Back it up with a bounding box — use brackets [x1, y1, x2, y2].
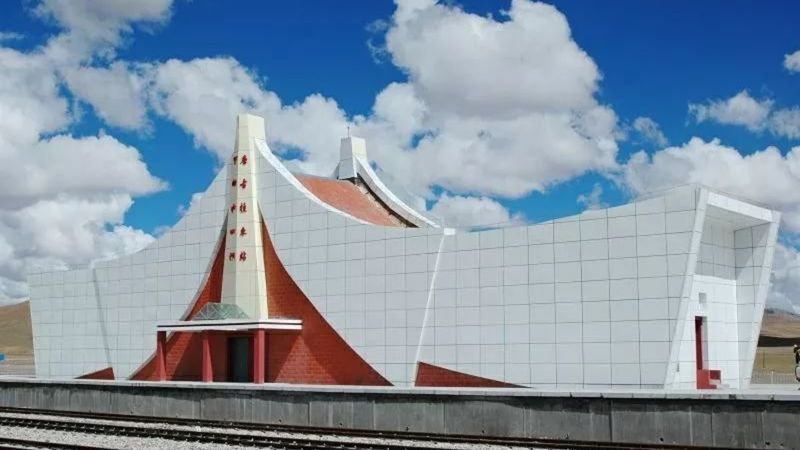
[0, 379, 798, 448]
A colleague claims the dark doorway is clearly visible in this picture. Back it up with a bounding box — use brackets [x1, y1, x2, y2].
[227, 336, 252, 382]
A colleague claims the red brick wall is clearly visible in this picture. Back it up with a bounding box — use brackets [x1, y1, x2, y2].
[130, 237, 227, 381]
[261, 218, 391, 386]
[77, 366, 114, 380]
[415, 362, 521, 388]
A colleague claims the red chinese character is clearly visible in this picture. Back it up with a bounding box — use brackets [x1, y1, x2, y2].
[230, 203, 236, 213]
[239, 178, 248, 190]
[229, 228, 236, 235]
[228, 252, 235, 261]
[233, 155, 238, 164]
[239, 202, 247, 213]
[239, 251, 247, 262]
[239, 227, 247, 237]
[231, 178, 237, 187]
[240, 154, 248, 165]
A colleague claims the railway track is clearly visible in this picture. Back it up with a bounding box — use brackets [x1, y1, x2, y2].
[0, 436, 110, 450]
[0, 406, 740, 450]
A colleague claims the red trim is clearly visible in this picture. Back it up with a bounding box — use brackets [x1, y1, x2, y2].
[261, 218, 391, 386]
[695, 316, 721, 389]
[694, 317, 704, 370]
[201, 331, 212, 383]
[415, 362, 522, 388]
[156, 331, 166, 381]
[696, 369, 721, 390]
[253, 329, 266, 384]
[77, 367, 114, 380]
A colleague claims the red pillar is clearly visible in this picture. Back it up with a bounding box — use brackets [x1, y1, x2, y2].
[202, 331, 213, 383]
[156, 330, 167, 382]
[253, 329, 265, 384]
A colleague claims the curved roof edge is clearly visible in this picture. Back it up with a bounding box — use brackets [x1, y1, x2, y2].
[254, 138, 390, 227]
[354, 156, 439, 228]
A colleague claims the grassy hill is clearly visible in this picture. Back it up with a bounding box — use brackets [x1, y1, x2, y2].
[754, 308, 800, 374]
[0, 301, 33, 358]
[760, 307, 800, 341]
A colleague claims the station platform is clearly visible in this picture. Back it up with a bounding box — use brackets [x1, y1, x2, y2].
[0, 378, 798, 448]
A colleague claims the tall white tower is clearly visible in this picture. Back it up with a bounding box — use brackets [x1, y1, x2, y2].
[220, 114, 269, 320]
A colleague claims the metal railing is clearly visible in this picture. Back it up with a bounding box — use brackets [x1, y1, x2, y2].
[751, 371, 797, 385]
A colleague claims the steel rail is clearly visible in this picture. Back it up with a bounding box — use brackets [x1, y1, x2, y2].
[0, 415, 467, 450]
[0, 406, 741, 450]
[0, 436, 110, 450]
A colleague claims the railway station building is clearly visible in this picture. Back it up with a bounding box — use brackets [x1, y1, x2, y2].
[27, 114, 780, 390]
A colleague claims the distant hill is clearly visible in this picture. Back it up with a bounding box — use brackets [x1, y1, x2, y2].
[758, 308, 800, 347]
[0, 301, 33, 357]
[762, 308, 800, 336]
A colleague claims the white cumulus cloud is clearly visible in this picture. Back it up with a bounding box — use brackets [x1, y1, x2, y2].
[34, 0, 175, 57]
[621, 137, 800, 231]
[429, 193, 522, 228]
[769, 107, 800, 140]
[119, 0, 620, 201]
[359, 0, 619, 198]
[632, 116, 668, 147]
[0, 32, 23, 43]
[768, 242, 800, 313]
[784, 49, 800, 73]
[0, 1, 170, 301]
[577, 183, 608, 210]
[688, 90, 800, 140]
[64, 62, 150, 130]
[689, 90, 773, 131]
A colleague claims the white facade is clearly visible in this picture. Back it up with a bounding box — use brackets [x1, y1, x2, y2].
[28, 115, 779, 389]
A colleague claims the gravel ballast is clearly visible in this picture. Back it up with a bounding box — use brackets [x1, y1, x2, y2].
[0, 411, 533, 449]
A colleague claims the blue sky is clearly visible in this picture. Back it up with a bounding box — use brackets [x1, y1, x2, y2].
[133, 1, 799, 229]
[1, 0, 797, 232]
[1, 0, 800, 305]
[186, 1, 795, 223]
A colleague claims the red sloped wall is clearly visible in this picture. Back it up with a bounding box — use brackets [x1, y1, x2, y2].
[261, 218, 391, 386]
[415, 362, 521, 388]
[77, 366, 114, 380]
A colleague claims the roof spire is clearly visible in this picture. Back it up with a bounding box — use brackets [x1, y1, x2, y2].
[334, 135, 367, 180]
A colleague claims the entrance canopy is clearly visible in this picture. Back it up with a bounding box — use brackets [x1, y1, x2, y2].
[157, 302, 302, 332]
[156, 318, 302, 332]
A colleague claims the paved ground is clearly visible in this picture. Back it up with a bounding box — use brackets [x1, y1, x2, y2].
[750, 383, 800, 391]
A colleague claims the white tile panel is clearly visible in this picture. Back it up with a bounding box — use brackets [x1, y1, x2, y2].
[608, 216, 636, 238]
[580, 239, 608, 261]
[527, 223, 554, 244]
[554, 242, 580, 262]
[580, 219, 607, 240]
[608, 237, 637, 258]
[554, 221, 580, 242]
[636, 213, 666, 236]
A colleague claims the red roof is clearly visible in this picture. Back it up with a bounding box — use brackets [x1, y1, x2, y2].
[295, 175, 403, 226]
